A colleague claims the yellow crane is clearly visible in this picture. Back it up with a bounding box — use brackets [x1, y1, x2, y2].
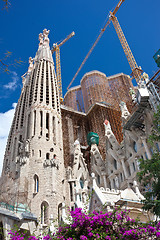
[109, 12, 143, 85]
[67, 0, 143, 90]
[52, 31, 75, 102]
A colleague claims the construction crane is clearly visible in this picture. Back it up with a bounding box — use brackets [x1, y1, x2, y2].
[109, 12, 143, 85]
[67, 0, 143, 90]
[51, 31, 75, 102]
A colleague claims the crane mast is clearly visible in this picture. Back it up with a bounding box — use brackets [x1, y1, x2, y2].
[110, 13, 143, 85]
[67, 0, 144, 90]
[55, 45, 63, 102]
[52, 31, 75, 102]
[67, 0, 126, 90]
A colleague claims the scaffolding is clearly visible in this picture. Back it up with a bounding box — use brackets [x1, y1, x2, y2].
[147, 69, 160, 112]
[64, 71, 134, 144]
[0, 175, 31, 213]
[64, 85, 85, 112]
[64, 71, 134, 113]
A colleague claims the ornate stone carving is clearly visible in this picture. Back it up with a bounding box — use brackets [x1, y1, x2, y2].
[119, 101, 130, 121]
[43, 29, 50, 44]
[39, 33, 43, 46]
[28, 57, 34, 73]
[16, 156, 28, 166]
[129, 87, 136, 102]
[44, 158, 59, 169]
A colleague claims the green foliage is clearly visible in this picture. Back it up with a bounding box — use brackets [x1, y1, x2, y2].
[149, 106, 160, 144]
[137, 106, 160, 216]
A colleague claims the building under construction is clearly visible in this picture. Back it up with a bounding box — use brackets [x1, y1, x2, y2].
[64, 70, 134, 147]
[0, 27, 159, 238]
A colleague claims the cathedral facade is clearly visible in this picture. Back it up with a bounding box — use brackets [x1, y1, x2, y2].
[0, 29, 158, 238]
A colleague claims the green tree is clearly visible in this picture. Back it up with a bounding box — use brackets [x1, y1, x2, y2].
[137, 106, 160, 217]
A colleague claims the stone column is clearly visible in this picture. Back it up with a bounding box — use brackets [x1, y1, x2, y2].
[121, 158, 128, 179]
[109, 178, 114, 189]
[66, 116, 74, 155]
[102, 173, 107, 189]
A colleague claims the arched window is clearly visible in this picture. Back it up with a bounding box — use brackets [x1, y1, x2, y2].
[34, 175, 39, 193]
[133, 141, 137, 153]
[145, 152, 148, 160]
[46, 113, 49, 139]
[128, 166, 131, 176]
[132, 162, 136, 172]
[97, 175, 100, 185]
[113, 159, 117, 170]
[69, 182, 73, 201]
[46, 153, 50, 160]
[58, 203, 63, 223]
[41, 201, 49, 225]
[80, 178, 84, 189]
[39, 150, 41, 157]
[120, 172, 123, 182]
[52, 116, 56, 141]
[40, 111, 43, 136]
[113, 179, 116, 189]
[33, 110, 36, 136]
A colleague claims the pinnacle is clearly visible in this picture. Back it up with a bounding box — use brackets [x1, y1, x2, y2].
[35, 29, 54, 62]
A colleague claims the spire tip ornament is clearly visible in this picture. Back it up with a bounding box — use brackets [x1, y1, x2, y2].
[43, 29, 50, 44]
[39, 33, 43, 46]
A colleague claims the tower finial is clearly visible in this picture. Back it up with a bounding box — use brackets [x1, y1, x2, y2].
[39, 33, 43, 47]
[43, 29, 50, 45]
[28, 57, 34, 73]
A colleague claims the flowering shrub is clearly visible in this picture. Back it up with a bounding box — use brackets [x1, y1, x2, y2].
[9, 208, 160, 239]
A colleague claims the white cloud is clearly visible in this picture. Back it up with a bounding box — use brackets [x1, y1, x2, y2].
[0, 103, 16, 175]
[3, 71, 19, 90]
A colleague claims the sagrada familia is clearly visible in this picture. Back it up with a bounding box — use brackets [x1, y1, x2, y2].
[0, 29, 160, 238]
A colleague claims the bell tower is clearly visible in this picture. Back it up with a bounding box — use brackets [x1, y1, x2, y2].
[1, 29, 65, 224]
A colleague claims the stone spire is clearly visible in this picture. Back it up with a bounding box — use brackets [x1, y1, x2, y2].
[35, 29, 53, 62]
[1, 29, 65, 227]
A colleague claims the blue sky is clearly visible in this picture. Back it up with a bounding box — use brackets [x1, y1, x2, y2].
[0, 0, 160, 172]
[0, 0, 159, 112]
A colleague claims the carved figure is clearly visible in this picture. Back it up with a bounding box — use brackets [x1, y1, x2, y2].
[25, 140, 30, 153]
[129, 87, 136, 102]
[43, 29, 50, 44]
[39, 33, 43, 45]
[43, 29, 50, 38]
[18, 141, 24, 154]
[115, 176, 119, 189]
[119, 101, 130, 120]
[28, 57, 34, 72]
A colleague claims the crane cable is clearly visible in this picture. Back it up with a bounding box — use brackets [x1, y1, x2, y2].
[67, 19, 111, 90]
[67, 0, 125, 90]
